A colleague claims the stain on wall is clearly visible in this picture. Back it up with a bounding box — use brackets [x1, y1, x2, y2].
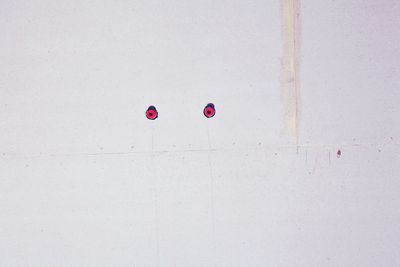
[281, 0, 301, 143]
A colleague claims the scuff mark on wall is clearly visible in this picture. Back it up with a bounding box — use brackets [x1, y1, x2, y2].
[281, 0, 301, 145]
[305, 149, 332, 175]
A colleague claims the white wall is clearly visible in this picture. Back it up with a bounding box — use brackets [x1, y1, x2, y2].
[1, 0, 399, 266]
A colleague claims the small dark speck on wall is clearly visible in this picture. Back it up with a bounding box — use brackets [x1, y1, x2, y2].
[337, 149, 341, 158]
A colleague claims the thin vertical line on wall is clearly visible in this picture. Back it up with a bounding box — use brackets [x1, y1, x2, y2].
[206, 124, 217, 260]
[150, 126, 160, 262]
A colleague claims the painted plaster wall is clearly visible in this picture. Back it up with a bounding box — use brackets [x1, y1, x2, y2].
[1, 0, 399, 266]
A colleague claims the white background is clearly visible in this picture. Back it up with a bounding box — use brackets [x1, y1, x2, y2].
[1, 0, 400, 266]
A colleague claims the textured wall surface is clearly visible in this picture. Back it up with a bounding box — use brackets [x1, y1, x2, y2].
[1, 0, 400, 266]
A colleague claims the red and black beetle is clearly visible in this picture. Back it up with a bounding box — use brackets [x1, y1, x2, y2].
[203, 103, 216, 118]
[146, 105, 158, 120]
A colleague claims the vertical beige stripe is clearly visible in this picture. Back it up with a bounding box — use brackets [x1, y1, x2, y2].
[281, 0, 301, 143]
